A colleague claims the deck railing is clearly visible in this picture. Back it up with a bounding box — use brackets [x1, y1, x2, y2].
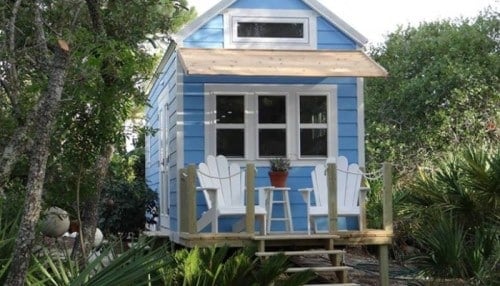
[180, 162, 392, 236]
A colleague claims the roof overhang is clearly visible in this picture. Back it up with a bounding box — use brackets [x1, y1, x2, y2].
[178, 48, 388, 77]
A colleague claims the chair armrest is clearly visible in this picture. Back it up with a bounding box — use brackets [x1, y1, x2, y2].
[299, 188, 313, 206]
[196, 187, 218, 209]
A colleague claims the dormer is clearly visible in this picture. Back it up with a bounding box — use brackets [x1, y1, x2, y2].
[174, 0, 369, 51]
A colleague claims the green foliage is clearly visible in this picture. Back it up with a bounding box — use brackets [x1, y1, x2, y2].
[401, 147, 499, 283]
[25, 237, 170, 286]
[0, 204, 21, 285]
[158, 245, 315, 286]
[365, 8, 499, 175]
[269, 157, 291, 172]
[99, 180, 157, 236]
[21, 240, 314, 286]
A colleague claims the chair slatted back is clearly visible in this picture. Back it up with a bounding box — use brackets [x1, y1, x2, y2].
[198, 155, 244, 209]
[311, 156, 362, 215]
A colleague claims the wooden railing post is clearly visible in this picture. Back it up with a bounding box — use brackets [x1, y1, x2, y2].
[179, 168, 187, 233]
[382, 162, 393, 232]
[359, 166, 368, 231]
[245, 163, 256, 234]
[379, 162, 393, 286]
[326, 163, 338, 233]
[186, 165, 197, 234]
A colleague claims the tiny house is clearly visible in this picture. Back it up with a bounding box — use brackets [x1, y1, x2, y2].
[145, 0, 392, 283]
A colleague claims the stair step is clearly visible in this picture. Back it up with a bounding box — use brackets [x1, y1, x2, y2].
[286, 266, 352, 273]
[304, 283, 361, 286]
[253, 234, 340, 240]
[256, 249, 344, 256]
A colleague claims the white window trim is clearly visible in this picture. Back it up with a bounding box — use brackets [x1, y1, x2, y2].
[204, 84, 337, 167]
[224, 9, 317, 50]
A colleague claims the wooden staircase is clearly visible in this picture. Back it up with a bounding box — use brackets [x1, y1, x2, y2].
[253, 235, 360, 286]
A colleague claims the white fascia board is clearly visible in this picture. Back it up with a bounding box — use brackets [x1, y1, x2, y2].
[303, 0, 368, 47]
[174, 0, 237, 45]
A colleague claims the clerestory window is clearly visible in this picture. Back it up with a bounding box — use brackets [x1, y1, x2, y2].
[224, 9, 317, 50]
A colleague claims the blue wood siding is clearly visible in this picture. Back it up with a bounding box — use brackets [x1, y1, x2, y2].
[184, 16, 224, 48]
[317, 17, 356, 50]
[146, 51, 180, 231]
[182, 75, 359, 232]
[232, 0, 310, 10]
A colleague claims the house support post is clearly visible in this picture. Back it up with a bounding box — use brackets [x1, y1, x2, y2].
[379, 162, 393, 286]
[245, 163, 256, 234]
[326, 163, 338, 233]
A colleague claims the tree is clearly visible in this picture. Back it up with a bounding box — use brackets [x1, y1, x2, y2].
[1, 0, 194, 284]
[365, 8, 499, 175]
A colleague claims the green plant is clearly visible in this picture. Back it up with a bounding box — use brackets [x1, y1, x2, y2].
[25, 237, 170, 286]
[99, 180, 157, 237]
[158, 245, 314, 285]
[269, 157, 291, 172]
[401, 146, 499, 283]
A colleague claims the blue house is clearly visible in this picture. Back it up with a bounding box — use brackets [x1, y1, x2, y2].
[145, 0, 393, 277]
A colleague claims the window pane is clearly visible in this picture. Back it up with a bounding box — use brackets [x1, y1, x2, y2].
[300, 96, 327, 124]
[237, 22, 304, 38]
[259, 96, 286, 123]
[217, 96, 244, 123]
[217, 129, 244, 157]
[300, 129, 327, 156]
[259, 129, 286, 157]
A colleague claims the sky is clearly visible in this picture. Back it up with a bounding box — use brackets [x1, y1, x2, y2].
[185, 0, 498, 44]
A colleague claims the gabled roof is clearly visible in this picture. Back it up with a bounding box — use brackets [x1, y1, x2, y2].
[175, 0, 368, 46]
[178, 48, 388, 77]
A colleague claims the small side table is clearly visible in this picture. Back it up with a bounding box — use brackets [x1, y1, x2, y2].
[265, 187, 294, 233]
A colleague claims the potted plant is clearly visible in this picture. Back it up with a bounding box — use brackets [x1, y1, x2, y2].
[268, 157, 291, 187]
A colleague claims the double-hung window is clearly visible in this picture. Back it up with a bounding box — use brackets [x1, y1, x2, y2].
[206, 84, 337, 163]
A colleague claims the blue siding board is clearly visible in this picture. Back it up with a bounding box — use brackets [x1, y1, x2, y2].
[184, 16, 224, 48]
[232, 0, 309, 10]
[316, 17, 356, 50]
[338, 110, 358, 123]
[339, 123, 358, 137]
[338, 97, 357, 109]
[183, 42, 224, 49]
[185, 29, 224, 43]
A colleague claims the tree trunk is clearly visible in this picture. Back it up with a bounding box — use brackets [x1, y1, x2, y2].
[5, 43, 69, 286]
[0, 125, 31, 197]
[73, 145, 114, 260]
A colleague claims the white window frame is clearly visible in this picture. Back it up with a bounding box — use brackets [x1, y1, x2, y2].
[205, 84, 337, 167]
[224, 9, 317, 50]
[296, 93, 333, 159]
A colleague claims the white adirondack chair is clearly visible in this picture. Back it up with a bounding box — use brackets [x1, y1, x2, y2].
[196, 155, 267, 234]
[299, 156, 369, 234]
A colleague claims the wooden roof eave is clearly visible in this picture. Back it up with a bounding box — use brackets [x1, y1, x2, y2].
[178, 48, 388, 78]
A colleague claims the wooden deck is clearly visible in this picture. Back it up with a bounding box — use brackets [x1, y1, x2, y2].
[145, 229, 393, 249]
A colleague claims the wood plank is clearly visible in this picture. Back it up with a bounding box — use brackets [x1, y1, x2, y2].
[253, 234, 340, 240]
[245, 163, 255, 234]
[379, 245, 390, 286]
[286, 266, 352, 273]
[178, 48, 388, 77]
[255, 249, 344, 256]
[383, 163, 393, 232]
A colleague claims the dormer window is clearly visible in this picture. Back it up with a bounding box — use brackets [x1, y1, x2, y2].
[224, 9, 317, 49]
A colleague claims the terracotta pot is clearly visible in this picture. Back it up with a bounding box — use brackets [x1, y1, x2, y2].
[269, 171, 288, 187]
